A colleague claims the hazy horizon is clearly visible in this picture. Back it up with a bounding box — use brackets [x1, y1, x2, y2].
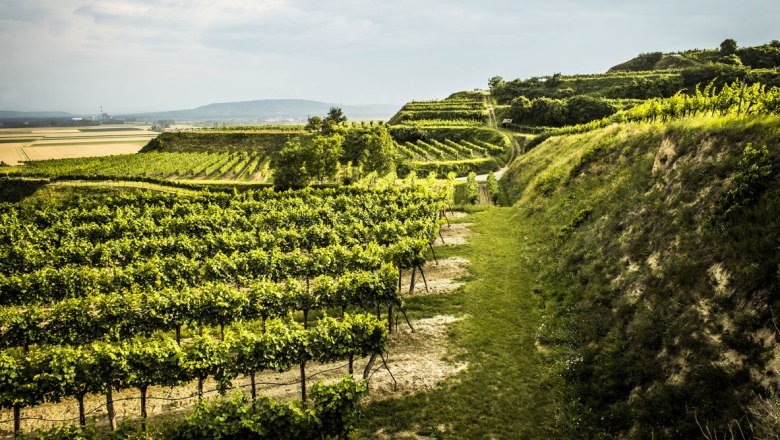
[1, 0, 778, 114]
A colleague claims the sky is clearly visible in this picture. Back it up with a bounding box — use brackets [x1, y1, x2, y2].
[1, 0, 779, 114]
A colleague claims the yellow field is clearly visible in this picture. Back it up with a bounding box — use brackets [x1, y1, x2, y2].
[0, 142, 29, 165]
[0, 125, 157, 165]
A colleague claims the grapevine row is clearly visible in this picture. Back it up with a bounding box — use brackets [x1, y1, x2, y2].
[0, 313, 386, 431]
[0, 266, 398, 349]
[0, 237, 428, 306]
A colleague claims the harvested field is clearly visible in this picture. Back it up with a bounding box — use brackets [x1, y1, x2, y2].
[0, 125, 156, 165]
[0, 143, 28, 165]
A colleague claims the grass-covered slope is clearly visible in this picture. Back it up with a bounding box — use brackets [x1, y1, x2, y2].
[501, 115, 780, 437]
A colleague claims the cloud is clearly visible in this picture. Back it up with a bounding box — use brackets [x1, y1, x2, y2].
[1, 0, 779, 112]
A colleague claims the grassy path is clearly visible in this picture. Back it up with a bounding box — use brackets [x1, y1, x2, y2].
[358, 207, 561, 439]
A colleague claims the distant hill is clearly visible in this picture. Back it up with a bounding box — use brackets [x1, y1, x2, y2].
[122, 99, 399, 122]
[0, 110, 73, 119]
[608, 40, 780, 72]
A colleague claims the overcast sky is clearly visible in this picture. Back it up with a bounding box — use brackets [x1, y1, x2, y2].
[1, 0, 778, 114]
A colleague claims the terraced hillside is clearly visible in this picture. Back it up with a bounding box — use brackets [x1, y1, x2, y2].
[387, 94, 517, 178]
[388, 97, 488, 125]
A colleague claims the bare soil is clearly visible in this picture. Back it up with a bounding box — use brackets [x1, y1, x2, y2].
[435, 222, 473, 246]
[401, 257, 470, 296]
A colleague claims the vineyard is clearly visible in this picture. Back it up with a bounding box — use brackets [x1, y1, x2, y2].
[0, 185, 450, 437]
[1, 151, 273, 182]
[384, 96, 515, 178]
[387, 98, 488, 126]
[541, 79, 780, 139]
[0, 126, 309, 183]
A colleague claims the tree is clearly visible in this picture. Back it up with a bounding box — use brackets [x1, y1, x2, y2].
[272, 138, 310, 190]
[342, 125, 395, 174]
[546, 73, 563, 88]
[466, 172, 479, 204]
[323, 107, 347, 134]
[720, 38, 738, 56]
[565, 95, 617, 125]
[305, 116, 323, 132]
[307, 134, 344, 183]
[531, 97, 567, 126]
[488, 75, 505, 94]
[486, 172, 500, 205]
[508, 96, 532, 124]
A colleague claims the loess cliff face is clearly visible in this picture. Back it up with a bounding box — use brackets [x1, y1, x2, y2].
[502, 115, 780, 438]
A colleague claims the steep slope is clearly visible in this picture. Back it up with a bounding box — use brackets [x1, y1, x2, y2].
[501, 115, 780, 437]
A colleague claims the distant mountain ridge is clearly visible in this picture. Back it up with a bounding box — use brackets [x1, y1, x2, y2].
[121, 99, 399, 122]
[0, 110, 74, 119]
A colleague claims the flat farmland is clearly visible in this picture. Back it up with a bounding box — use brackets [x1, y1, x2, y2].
[0, 125, 157, 165]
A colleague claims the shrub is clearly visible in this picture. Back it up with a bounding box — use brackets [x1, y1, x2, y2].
[707, 143, 773, 225]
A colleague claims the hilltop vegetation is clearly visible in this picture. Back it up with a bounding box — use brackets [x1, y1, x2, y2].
[490, 40, 780, 131]
[609, 39, 780, 72]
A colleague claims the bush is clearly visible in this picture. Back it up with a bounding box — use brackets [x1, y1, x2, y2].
[707, 143, 773, 225]
[565, 96, 617, 125]
[508, 96, 617, 127]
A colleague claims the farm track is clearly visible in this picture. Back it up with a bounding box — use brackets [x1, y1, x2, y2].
[359, 207, 557, 438]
